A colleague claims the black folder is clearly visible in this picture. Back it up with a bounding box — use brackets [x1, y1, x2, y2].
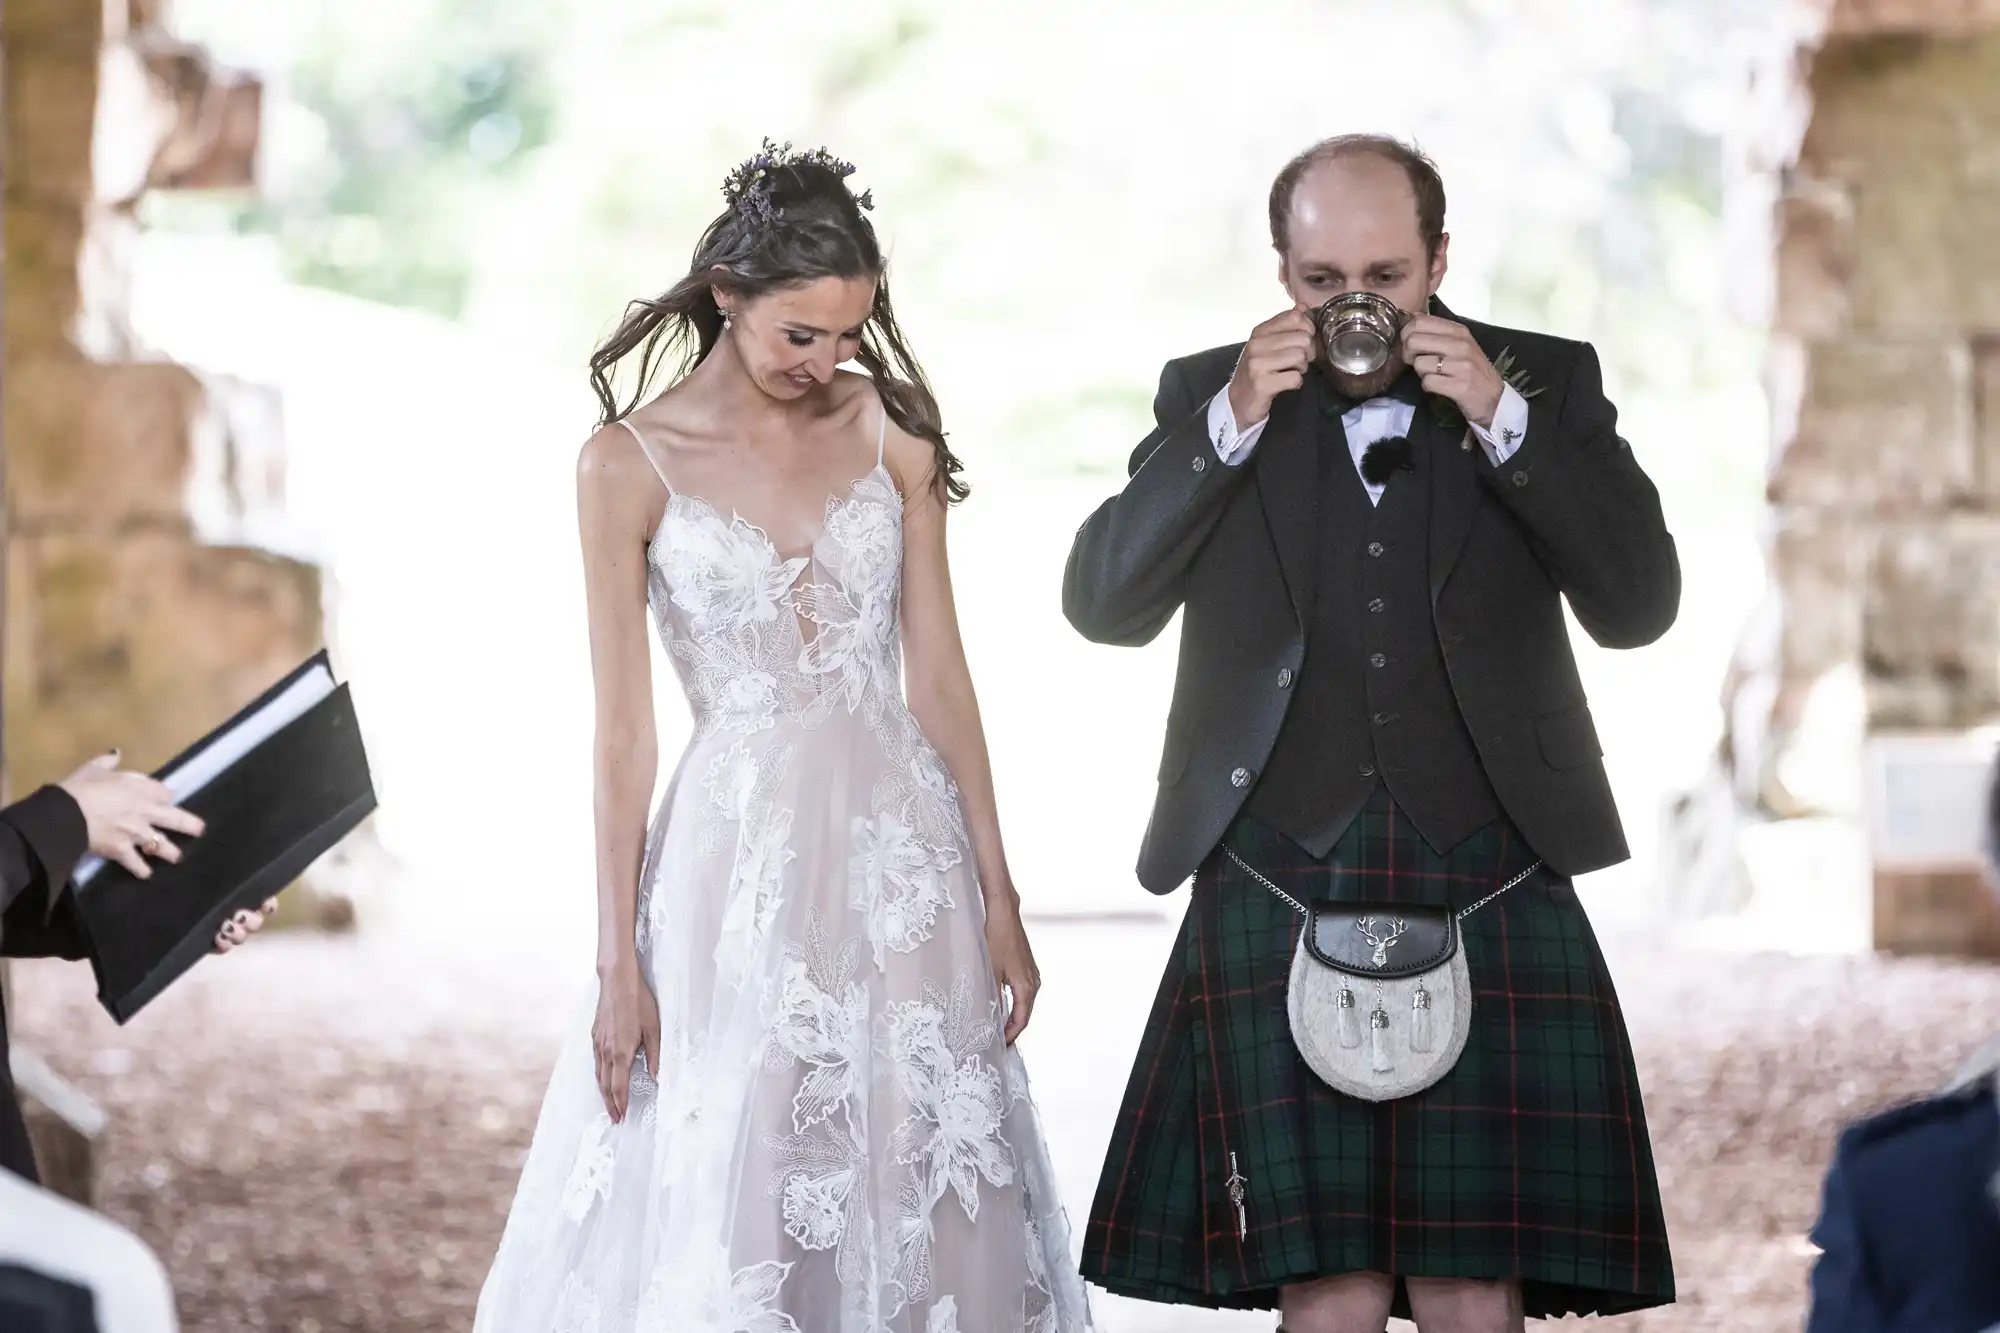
[69, 651, 377, 1023]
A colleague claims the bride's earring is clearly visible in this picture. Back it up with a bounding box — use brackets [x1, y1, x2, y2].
[720, 308, 734, 329]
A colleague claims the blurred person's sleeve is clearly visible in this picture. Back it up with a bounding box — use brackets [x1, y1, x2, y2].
[1806, 1133, 1885, 1333]
[0, 786, 89, 959]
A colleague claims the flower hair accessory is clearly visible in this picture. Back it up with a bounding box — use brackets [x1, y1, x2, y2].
[722, 137, 875, 228]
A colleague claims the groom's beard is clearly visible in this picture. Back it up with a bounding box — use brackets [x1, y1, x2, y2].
[1321, 350, 1408, 402]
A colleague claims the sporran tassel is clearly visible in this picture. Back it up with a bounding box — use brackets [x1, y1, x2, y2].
[1337, 986, 1362, 1049]
[1410, 985, 1435, 1053]
[1369, 1007, 1393, 1074]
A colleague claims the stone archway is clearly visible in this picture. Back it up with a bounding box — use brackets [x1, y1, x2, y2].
[5, 0, 321, 795]
[1705, 0, 2000, 955]
[3, 0, 330, 1200]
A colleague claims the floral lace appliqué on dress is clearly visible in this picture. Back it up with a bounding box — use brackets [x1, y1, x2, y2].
[475, 412, 1091, 1333]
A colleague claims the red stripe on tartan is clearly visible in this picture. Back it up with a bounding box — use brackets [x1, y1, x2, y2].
[1210, 981, 1285, 996]
[1195, 1216, 1657, 1242]
[1097, 937, 1186, 1243]
[1466, 991, 1619, 1005]
[1192, 880, 1249, 1283]
[1386, 802, 1404, 1271]
[1203, 983, 1618, 1006]
[1608, 954, 1644, 1291]
[1196, 1098, 1636, 1123]
[1112, 1214, 1658, 1246]
[1498, 822, 1522, 1255]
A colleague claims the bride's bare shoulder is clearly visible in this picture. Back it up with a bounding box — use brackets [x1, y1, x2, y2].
[576, 419, 675, 545]
[828, 368, 886, 424]
[577, 418, 656, 487]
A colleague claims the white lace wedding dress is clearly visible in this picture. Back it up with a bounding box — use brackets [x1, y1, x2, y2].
[474, 408, 1092, 1333]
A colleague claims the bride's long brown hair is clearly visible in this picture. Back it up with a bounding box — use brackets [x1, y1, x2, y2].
[588, 152, 967, 503]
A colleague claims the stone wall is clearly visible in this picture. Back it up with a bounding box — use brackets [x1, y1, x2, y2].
[3, 0, 323, 793]
[1747, 0, 2000, 953]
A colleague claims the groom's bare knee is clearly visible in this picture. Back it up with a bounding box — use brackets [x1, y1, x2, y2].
[1405, 1275, 1525, 1333]
[1280, 1270, 1397, 1333]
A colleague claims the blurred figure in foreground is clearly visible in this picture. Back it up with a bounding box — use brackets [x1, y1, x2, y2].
[0, 1165, 177, 1333]
[1805, 754, 2000, 1333]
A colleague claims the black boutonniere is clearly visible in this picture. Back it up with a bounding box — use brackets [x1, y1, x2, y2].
[1428, 346, 1545, 432]
[1359, 434, 1413, 485]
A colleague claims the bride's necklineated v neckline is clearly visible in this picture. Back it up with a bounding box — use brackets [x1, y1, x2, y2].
[648, 461, 899, 566]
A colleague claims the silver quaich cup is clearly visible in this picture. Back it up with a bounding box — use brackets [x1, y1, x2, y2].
[1314, 291, 1414, 377]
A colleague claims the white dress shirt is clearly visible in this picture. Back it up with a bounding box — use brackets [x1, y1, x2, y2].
[1206, 381, 1530, 506]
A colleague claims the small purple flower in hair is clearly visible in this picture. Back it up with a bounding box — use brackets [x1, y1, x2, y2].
[721, 137, 874, 226]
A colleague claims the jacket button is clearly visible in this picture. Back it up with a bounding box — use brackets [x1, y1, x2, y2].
[1369, 653, 1387, 668]
[1229, 766, 1253, 788]
[1359, 763, 1377, 777]
[1511, 470, 1529, 488]
[1192, 454, 1209, 474]
[1276, 668, 1294, 689]
[1373, 712, 1394, 726]
[1367, 542, 1385, 557]
[1368, 598, 1385, 613]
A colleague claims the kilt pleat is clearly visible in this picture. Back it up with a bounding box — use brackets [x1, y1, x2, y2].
[1081, 787, 1675, 1318]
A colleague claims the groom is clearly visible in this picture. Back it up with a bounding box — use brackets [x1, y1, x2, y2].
[1063, 135, 1679, 1332]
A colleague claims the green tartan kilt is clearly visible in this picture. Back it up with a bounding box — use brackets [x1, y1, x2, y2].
[1081, 788, 1675, 1318]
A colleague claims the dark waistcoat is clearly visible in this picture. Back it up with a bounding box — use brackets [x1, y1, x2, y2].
[1245, 400, 1502, 856]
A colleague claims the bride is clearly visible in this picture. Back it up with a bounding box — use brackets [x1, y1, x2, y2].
[472, 141, 1092, 1333]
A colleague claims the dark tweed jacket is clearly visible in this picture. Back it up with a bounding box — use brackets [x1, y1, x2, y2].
[1063, 308, 1680, 893]
[1, 786, 90, 1183]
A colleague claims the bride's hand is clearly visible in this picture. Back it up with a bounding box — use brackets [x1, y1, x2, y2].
[985, 895, 1041, 1045]
[592, 955, 661, 1124]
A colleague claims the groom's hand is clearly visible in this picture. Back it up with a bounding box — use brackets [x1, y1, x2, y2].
[1402, 315, 1504, 429]
[1227, 309, 1314, 430]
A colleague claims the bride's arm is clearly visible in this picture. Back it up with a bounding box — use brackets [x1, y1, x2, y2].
[891, 424, 1042, 1043]
[576, 424, 664, 1118]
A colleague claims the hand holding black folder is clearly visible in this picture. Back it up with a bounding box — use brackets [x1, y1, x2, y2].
[70, 651, 377, 1023]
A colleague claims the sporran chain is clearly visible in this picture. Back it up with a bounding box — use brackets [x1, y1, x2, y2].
[1220, 846, 1542, 922]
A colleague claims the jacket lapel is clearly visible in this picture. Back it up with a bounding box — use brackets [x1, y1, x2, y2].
[1424, 390, 1479, 605]
[1253, 386, 1322, 626]
[1423, 296, 1483, 604]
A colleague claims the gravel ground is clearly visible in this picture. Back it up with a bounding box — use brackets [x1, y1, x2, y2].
[10, 924, 2000, 1333]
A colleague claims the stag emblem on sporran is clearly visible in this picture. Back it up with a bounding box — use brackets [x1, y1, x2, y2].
[1356, 916, 1407, 968]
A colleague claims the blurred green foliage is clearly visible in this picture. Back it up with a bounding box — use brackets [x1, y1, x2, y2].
[156, 0, 561, 320]
[150, 0, 1777, 509]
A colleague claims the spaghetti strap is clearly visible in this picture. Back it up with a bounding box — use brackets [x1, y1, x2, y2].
[615, 417, 674, 495]
[875, 400, 888, 468]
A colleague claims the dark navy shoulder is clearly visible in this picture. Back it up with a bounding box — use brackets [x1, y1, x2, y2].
[1836, 1083, 1997, 1162]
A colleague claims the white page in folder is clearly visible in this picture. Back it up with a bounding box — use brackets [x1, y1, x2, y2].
[73, 662, 338, 887]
